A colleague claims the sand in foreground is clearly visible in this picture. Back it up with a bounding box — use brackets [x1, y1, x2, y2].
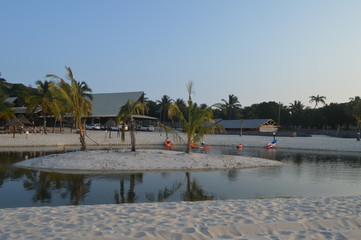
[1, 196, 361, 239]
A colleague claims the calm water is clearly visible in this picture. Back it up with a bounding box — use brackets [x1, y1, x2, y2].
[1, 146, 361, 209]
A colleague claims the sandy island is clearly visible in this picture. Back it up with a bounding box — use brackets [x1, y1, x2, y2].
[1, 131, 361, 239]
[13, 149, 283, 173]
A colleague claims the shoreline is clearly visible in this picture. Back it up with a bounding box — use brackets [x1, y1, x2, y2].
[0, 130, 360, 153]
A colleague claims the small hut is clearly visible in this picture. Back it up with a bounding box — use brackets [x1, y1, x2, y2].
[5, 118, 25, 138]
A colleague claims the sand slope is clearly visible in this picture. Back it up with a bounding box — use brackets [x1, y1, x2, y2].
[13, 149, 283, 172]
[1, 196, 361, 239]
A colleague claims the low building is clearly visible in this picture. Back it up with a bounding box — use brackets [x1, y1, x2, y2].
[216, 119, 279, 134]
[5, 97, 42, 118]
[89, 92, 144, 121]
[6, 92, 158, 127]
[87, 92, 157, 126]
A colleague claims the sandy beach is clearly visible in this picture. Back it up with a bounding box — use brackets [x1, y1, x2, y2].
[1, 196, 361, 239]
[1, 131, 361, 239]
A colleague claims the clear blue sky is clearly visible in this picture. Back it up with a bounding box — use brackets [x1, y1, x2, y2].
[1, 0, 361, 107]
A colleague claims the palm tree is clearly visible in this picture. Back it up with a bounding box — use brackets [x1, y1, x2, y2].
[46, 67, 93, 151]
[349, 97, 361, 130]
[289, 100, 305, 128]
[168, 81, 224, 153]
[215, 94, 242, 119]
[349, 96, 361, 102]
[157, 95, 172, 122]
[0, 97, 14, 124]
[175, 98, 187, 113]
[47, 85, 69, 133]
[116, 99, 147, 152]
[26, 80, 60, 134]
[309, 95, 326, 108]
[289, 100, 305, 113]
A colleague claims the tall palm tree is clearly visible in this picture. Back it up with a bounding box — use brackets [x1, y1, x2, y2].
[168, 81, 224, 153]
[0, 97, 14, 124]
[349, 97, 361, 130]
[289, 100, 305, 113]
[309, 95, 326, 108]
[175, 98, 187, 113]
[46, 67, 93, 151]
[116, 99, 147, 152]
[289, 100, 305, 128]
[157, 95, 172, 122]
[26, 80, 61, 134]
[215, 94, 242, 119]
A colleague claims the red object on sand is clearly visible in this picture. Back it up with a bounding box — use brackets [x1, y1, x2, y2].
[164, 140, 173, 148]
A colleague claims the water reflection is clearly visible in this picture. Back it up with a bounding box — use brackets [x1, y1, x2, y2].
[114, 173, 143, 204]
[1, 147, 361, 208]
[23, 171, 54, 203]
[145, 176, 182, 202]
[183, 172, 214, 201]
[226, 169, 239, 181]
[21, 171, 91, 205]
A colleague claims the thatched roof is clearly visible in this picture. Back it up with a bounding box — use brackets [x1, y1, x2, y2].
[5, 118, 24, 127]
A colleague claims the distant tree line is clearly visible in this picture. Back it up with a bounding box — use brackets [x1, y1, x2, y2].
[145, 94, 360, 131]
[1, 73, 360, 132]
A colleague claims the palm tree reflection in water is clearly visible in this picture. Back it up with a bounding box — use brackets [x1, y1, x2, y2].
[23, 172, 91, 205]
[114, 173, 143, 204]
[114, 172, 214, 204]
[63, 175, 91, 205]
[183, 172, 214, 201]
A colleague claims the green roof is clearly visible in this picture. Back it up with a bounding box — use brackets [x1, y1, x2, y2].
[5, 97, 17, 103]
[91, 92, 144, 117]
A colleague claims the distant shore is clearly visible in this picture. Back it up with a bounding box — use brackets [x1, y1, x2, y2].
[0, 129, 360, 152]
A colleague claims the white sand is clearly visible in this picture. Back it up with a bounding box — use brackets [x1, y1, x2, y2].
[1, 196, 361, 239]
[2, 131, 361, 239]
[13, 149, 283, 172]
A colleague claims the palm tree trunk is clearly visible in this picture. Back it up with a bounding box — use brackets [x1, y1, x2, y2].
[53, 119, 57, 133]
[127, 174, 136, 203]
[186, 136, 191, 154]
[130, 116, 136, 152]
[80, 133, 86, 151]
[79, 119, 87, 151]
[120, 179, 125, 203]
[60, 119, 63, 133]
[43, 115, 47, 134]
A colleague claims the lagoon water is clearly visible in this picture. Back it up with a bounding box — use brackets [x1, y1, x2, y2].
[1, 146, 361, 209]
